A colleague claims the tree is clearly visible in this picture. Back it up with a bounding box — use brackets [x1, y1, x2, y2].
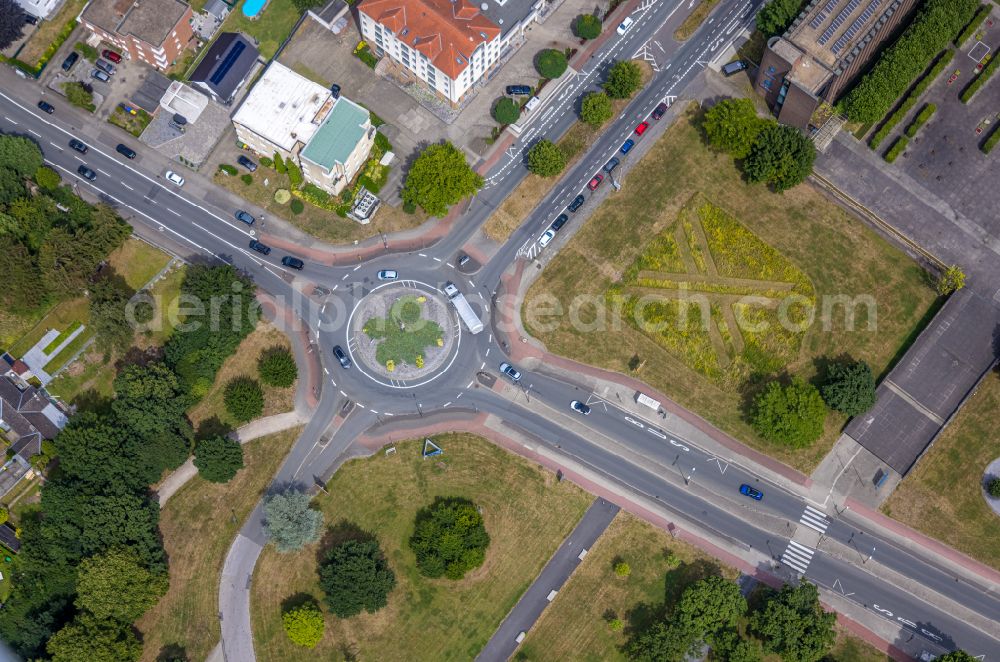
[581, 92, 613, 127]
[282, 599, 325, 648]
[319, 539, 397, 617]
[0, 0, 26, 52]
[527, 139, 566, 177]
[75, 547, 168, 622]
[258, 347, 297, 387]
[756, 0, 808, 37]
[408, 497, 490, 579]
[986, 477, 1000, 498]
[224, 376, 264, 423]
[401, 142, 483, 217]
[263, 489, 323, 552]
[936, 265, 966, 295]
[193, 435, 244, 483]
[625, 620, 691, 661]
[536, 48, 568, 79]
[820, 360, 876, 416]
[80, 492, 165, 571]
[47, 614, 141, 662]
[493, 97, 521, 125]
[0, 506, 8, 525]
[743, 123, 816, 192]
[671, 577, 747, 643]
[62, 82, 95, 111]
[751, 378, 827, 447]
[90, 272, 134, 355]
[605, 60, 643, 99]
[575, 13, 602, 40]
[0, 167, 26, 207]
[703, 98, 766, 159]
[935, 652, 979, 662]
[34, 165, 61, 190]
[750, 583, 835, 662]
[0, 134, 43, 178]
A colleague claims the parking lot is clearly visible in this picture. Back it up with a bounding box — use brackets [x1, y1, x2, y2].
[43, 36, 150, 120]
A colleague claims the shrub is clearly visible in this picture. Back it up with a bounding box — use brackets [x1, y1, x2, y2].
[575, 13, 602, 40]
[609, 618, 624, 631]
[218, 163, 238, 176]
[744, 122, 816, 191]
[536, 48, 568, 79]
[987, 477, 1000, 498]
[33, 165, 61, 190]
[290, 198, 305, 215]
[751, 378, 827, 447]
[74, 42, 98, 62]
[604, 60, 642, 99]
[614, 561, 631, 577]
[493, 97, 520, 125]
[354, 41, 379, 68]
[240, 173, 253, 185]
[960, 52, 1000, 103]
[702, 98, 766, 159]
[581, 92, 613, 127]
[936, 265, 966, 295]
[282, 600, 324, 648]
[955, 4, 992, 46]
[193, 435, 244, 483]
[320, 538, 397, 617]
[258, 347, 297, 387]
[409, 497, 490, 579]
[0, 506, 8, 525]
[868, 50, 953, 148]
[287, 161, 303, 188]
[274, 188, 291, 204]
[841, 0, 978, 122]
[374, 131, 392, 152]
[273, 152, 286, 173]
[884, 135, 908, 163]
[904, 103, 936, 138]
[223, 376, 264, 423]
[62, 82, 95, 112]
[259, 156, 273, 168]
[527, 139, 566, 176]
[821, 361, 876, 417]
[263, 489, 324, 552]
[981, 123, 1000, 153]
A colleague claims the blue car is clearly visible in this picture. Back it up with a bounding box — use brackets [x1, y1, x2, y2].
[739, 484, 763, 501]
[621, 139, 635, 154]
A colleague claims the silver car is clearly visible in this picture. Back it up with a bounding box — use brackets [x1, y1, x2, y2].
[499, 362, 521, 382]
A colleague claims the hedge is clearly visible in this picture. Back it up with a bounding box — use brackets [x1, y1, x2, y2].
[0, 17, 77, 76]
[955, 4, 992, 46]
[218, 163, 238, 176]
[841, 0, 978, 123]
[884, 136, 909, 163]
[868, 50, 953, 149]
[981, 123, 1000, 154]
[904, 103, 936, 137]
[960, 52, 1000, 102]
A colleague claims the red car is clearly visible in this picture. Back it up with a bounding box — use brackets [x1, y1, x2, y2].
[102, 49, 122, 63]
[587, 174, 604, 191]
[635, 121, 650, 135]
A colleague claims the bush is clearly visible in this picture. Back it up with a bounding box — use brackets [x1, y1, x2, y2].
[218, 163, 237, 176]
[841, 0, 978, 122]
[884, 135, 908, 163]
[751, 378, 827, 447]
[193, 435, 244, 483]
[575, 13, 602, 40]
[274, 188, 291, 204]
[259, 156, 273, 168]
[936, 265, 966, 295]
[33, 165, 61, 190]
[904, 103, 936, 137]
[62, 82, 95, 112]
[756, 0, 809, 37]
[240, 173, 253, 185]
[581, 92, 613, 127]
[290, 198, 305, 215]
[987, 477, 1000, 498]
[868, 50, 953, 148]
[409, 497, 490, 579]
[956, 4, 992, 46]
[744, 122, 815, 191]
[374, 131, 392, 153]
[258, 347, 297, 387]
[223, 376, 264, 423]
[605, 60, 642, 99]
[320, 538, 397, 617]
[527, 139, 566, 176]
[401, 142, 482, 217]
[263, 489, 324, 552]
[960, 51, 1000, 103]
[282, 600, 324, 648]
[982, 123, 1000, 153]
[0, 506, 8, 525]
[702, 98, 766, 159]
[287, 161, 303, 188]
[536, 48, 568, 79]
[821, 361, 876, 417]
[273, 152, 286, 174]
[74, 42, 98, 62]
[614, 561, 631, 577]
[493, 97, 520, 125]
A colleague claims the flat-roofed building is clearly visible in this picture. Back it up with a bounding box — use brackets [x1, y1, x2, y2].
[79, 0, 194, 71]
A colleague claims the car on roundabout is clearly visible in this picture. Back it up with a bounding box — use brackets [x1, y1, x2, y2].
[499, 362, 521, 382]
[333, 345, 351, 368]
[377, 270, 397, 280]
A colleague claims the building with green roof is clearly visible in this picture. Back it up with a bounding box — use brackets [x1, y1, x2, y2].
[300, 97, 375, 195]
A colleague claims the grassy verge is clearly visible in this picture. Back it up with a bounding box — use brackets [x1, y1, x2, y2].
[136, 428, 301, 662]
[43, 327, 94, 374]
[674, 0, 721, 41]
[108, 105, 153, 138]
[214, 0, 302, 59]
[42, 321, 82, 355]
[106, 238, 172, 290]
[9, 297, 90, 358]
[4, 477, 41, 526]
[882, 371, 1000, 571]
[13, 0, 86, 66]
[523, 105, 936, 473]
[250, 434, 592, 660]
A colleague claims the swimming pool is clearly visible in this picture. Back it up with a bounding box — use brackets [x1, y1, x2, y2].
[241, 0, 267, 18]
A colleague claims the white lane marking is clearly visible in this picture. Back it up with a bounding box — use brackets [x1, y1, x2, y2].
[353, 264, 361, 271]
[121, 182, 133, 190]
[446, 262, 454, 268]
[647, 427, 667, 439]
[48, 141, 63, 150]
[97, 168, 110, 176]
[28, 128, 40, 137]
[624, 416, 645, 428]
[74, 155, 85, 163]
[418, 252, 427, 257]
[323, 367, 329, 375]
[466, 380, 474, 388]
[339, 390, 348, 397]
[3, 117, 16, 124]
[166, 208, 181, 217]
[433, 257, 442, 262]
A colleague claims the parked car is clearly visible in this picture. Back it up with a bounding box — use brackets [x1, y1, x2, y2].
[739, 484, 763, 501]
[77, 165, 96, 181]
[603, 157, 620, 173]
[24, 13, 38, 25]
[165, 170, 185, 186]
[377, 269, 397, 280]
[61, 51, 79, 71]
[333, 345, 351, 368]
[587, 174, 604, 191]
[652, 102, 668, 120]
[538, 229, 555, 248]
[551, 214, 568, 231]
[499, 362, 521, 382]
[506, 84, 532, 96]
[249, 239, 271, 255]
[330, 83, 341, 98]
[635, 121, 649, 135]
[721, 60, 748, 76]
[37, 100, 54, 114]
[95, 58, 116, 75]
[620, 138, 635, 154]
[68, 139, 88, 154]
[237, 155, 257, 172]
[570, 400, 592, 415]
[458, 253, 471, 267]
[91, 69, 110, 83]
[102, 49, 122, 63]
[116, 143, 136, 159]
[616, 16, 635, 35]
[235, 210, 255, 225]
[281, 255, 305, 270]
[567, 194, 585, 212]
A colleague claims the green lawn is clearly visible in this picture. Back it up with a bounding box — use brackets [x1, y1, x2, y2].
[883, 370, 1000, 570]
[216, 0, 303, 60]
[251, 434, 593, 661]
[363, 296, 443, 367]
[523, 105, 937, 473]
[8, 297, 90, 359]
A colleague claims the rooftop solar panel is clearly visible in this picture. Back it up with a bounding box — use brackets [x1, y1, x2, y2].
[210, 41, 246, 86]
[818, 0, 861, 44]
[831, 0, 882, 53]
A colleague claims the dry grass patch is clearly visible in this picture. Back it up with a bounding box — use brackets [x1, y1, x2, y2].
[16, 0, 87, 65]
[136, 427, 301, 662]
[105, 238, 172, 290]
[882, 371, 1000, 571]
[675, 0, 721, 41]
[250, 433, 592, 661]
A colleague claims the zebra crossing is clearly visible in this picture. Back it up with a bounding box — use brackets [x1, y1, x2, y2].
[798, 505, 831, 534]
[780, 540, 816, 574]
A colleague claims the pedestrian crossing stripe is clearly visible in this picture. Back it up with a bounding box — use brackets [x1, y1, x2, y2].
[799, 505, 830, 534]
[780, 540, 816, 574]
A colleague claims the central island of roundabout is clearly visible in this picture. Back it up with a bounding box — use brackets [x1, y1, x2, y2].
[346, 281, 462, 388]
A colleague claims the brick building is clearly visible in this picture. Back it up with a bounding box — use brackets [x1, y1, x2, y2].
[79, 0, 194, 71]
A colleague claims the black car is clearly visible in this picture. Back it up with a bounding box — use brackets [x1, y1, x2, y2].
[249, 239, 271, 255]
[37, 100, 54, 114]
[603, 157, 620, 173]
[116, 143, 137, 159]
[505, 84, 531, 96]
[330, 83, 341, 99]
[721, 60, 748, 76]
[235, 210, 255, 225]
[95, 58, 116, 75]
[61, 51, 79, 71]
[68, 139, 88, 154]
[237, 155, 257, 172]
[333, 345, 351, 368]
[24, 13, 38, 25]
[652, 102, 668, 120]
[567, 194, 585, 212]
[77, 165, 96, 181]
[281, 255, 304, 270]
[551, 214, 568, 231]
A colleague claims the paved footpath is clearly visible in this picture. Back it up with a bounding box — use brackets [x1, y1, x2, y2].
[476, 498, 620, 662]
